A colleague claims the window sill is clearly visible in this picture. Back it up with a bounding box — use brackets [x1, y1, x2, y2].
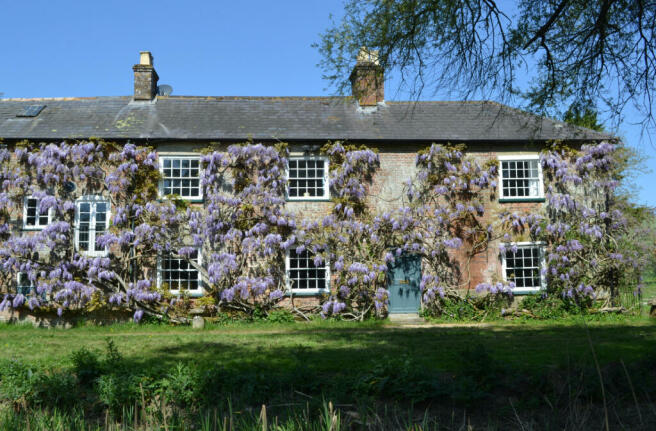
[511, 287, 545, 295]
[79, 252, 110, 258]
[499, 198, 545, 203]
[158, 197, 205, 204]
[286, 289, 330, 297]
[286, 198, 332, 203]
[170, 290, 205, 298]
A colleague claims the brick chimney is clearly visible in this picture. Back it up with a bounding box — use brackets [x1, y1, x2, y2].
[349, 47, 384, 107]
[133, 51, 159, 100]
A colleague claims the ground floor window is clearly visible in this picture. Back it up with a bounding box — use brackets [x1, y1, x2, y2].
[159, 250, 202, 296]
[75, 196, 110, 257]
[502, 242, 545, 293]
[286, 249, 329, 293]
[16, 273, 35, 296]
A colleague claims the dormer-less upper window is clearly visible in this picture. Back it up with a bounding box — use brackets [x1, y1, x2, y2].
[23, 197, 51, 230]
[498, 155, 544, 201]
[159, 156, 202, 200]
[16, 272, 35, 296]
[286, 157, 329, 200]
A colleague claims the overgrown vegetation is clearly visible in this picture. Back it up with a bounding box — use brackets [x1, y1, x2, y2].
[0, 137, 652, 322]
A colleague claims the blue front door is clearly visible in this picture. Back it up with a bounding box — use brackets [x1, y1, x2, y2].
[388, 254, 422, 314]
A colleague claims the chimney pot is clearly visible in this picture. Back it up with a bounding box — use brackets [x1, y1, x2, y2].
[350, 47, 384, 107]
[139, 51, 153, 66]
[356, 47, 380, 65]
[133, 51, 159, 101]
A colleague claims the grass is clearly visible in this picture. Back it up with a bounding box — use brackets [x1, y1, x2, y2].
[1, 315, 656, 429]
[1, 315, 654, 374]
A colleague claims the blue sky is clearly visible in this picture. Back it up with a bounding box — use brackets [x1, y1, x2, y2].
[1, 0, 654, 206]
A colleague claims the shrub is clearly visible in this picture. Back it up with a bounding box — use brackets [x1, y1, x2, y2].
[355, 355, 445, 402]
[70, 347, 101, 385]
[159, 362, 201, 409]
[0, 360, 77, 410]
[422, 292, 510, 321]
[266, 309, 296, 323]
[102, 338, 123, 369]
[0, 360, 35, 407]
[520, 294, 588, 319]
[29, 372, 78, 410]
[96, 373, 141, 413]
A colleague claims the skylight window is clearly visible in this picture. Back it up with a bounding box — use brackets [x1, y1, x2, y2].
[16, 105, 46, 117]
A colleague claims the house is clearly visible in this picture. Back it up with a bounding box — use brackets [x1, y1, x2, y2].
[0, 51, 610, 316]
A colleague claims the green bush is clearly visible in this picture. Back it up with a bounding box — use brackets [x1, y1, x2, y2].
[0, 360, 36, 407]
[355, 355, 446, 402]
[159, 362, 201, 409]
[422, 293, 509, 321]
[0, 360, 77, 410]
[267, 309, 296, 323]
[96, 373, 141, 413]
[29, 372, 78, 409]
[102, 338, 123, 369]
[520, 294, 588, 319]
[70, 347, 101, 385]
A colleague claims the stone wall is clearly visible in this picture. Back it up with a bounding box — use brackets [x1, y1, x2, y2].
[2, 140, 547, 316]
[0, 308, 132, 328]
[284, 141, 547, 307]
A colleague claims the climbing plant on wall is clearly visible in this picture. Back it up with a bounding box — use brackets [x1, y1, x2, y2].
[0, 139, 647, 322]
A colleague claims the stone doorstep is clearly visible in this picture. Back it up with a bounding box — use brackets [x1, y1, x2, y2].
[388, 313, 424, 324]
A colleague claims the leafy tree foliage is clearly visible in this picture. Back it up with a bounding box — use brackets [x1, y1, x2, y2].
[563, 106, 656, 286]
[317, 0, 656, 127]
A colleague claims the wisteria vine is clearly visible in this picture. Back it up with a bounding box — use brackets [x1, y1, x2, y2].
[0, 139, 646, 322]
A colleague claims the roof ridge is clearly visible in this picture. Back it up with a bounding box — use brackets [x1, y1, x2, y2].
[0, 96, 129, 102]
[160, 95, 349, 101]
[387, 100, 492, 104]
[0, 97, 502, 104]
[487, 101, 615, 139]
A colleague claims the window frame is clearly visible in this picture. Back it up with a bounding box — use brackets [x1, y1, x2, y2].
[16, 272, 35, 296]
[501, 241, 547, 295]
[285, 248, 331, 295]
[156, 249, 204, 298]
[286, 155, 330, 201]
[498, 155, 544, 201]
[74, 195, 111, 257]
[158, 154, 204, 202]
[22, 196, 52, 230]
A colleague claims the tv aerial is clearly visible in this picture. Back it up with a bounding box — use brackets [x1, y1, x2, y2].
[157, 85, 173, 96]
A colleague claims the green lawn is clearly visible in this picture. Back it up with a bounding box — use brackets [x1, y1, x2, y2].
[1, 317, 654, 373]
[2, 317, 656, 429]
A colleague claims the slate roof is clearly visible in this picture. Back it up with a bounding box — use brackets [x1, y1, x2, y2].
[0, 96, 612, 142]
